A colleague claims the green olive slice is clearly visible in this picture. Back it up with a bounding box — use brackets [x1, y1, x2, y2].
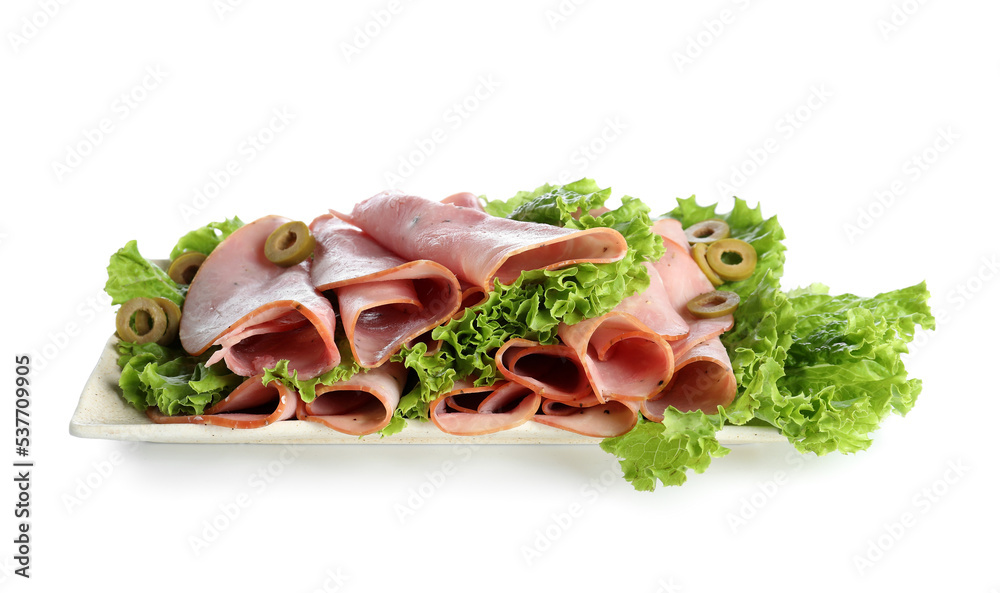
[685, 219, 730, 244]
[116, 297, 167, 344]
[706, 238, 757, 282]
[168, 251, 208, 284]
[152, 297, 182, 346]
[692, 242, 723, 287]
[687, 290, 740, 319]
[265, 221, 315, 267]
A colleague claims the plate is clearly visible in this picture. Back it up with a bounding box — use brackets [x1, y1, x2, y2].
[69, 335, 786, 445]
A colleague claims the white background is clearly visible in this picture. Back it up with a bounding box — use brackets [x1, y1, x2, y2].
[1, 0, 998, 591]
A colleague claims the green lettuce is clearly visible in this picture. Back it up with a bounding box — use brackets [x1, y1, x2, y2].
[169, 217, 244, 260]
[117, 341, 242, 415]
[600, 411, 730, 491]
[105, 240, 186, 306]
[764, 282, 934, 455]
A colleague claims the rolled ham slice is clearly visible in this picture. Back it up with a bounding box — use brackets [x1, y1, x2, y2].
[641, 338, 737, 418]
[179, 215, 340, 379]
[558, 313, 674, 403]
[495, 338, 591, 403]
[533, 397, 639, 438]
[310, 214, 461, 368]
[650, 223, 734, 359]
[344, 191, 628, 291]
[296, 363, 406, 436]
[146, 375, 300, 429]
[429, 380, 541, 436]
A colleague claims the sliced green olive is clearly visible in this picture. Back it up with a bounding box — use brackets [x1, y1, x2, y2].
[168, 251, 207, 284]
[115, 297, 167, 344]
[692, 242, 723, 287]
[706, 238, 757, 282]
[685, 219, 730, 244]
[265, 221, 315, 267]
[152, 297, 182, 346]
[687, 290, 740, 318]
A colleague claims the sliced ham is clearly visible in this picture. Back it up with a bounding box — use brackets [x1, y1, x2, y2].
[641, 337, 737, 418]
[495, 338, 591, 403]
[558, 313, 674, 403]
[650, 226, 734, 359]
[309, 214, 461, 367]
[615, 262, 688, 340]
[146, 375, 300, 429]
[179, 215, 339, 379]
[652, 218, 691, 255]
[344, 190, 628, 291]
[533, 397, 639, 438]
[429, 380, 541, 436]
[441, 192, 484, 211]
[296, 363, 406, 435]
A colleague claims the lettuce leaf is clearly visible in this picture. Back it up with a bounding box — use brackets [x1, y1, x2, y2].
[105, 240, 186, 306]
[720, 270, 797, 425]
[169, 217, 244, 260]
[117, 341, 242, 415]
[600, 411, 730, 491]
[763, 282, 934, 455]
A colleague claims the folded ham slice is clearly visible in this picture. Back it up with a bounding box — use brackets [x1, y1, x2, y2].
[533, 397, 639, 438]
[429, 380, 541, 436]
[495, 338, 591, 403]
[146, 375, 300, 429]
[650, 221, 734, 359]
[558, 313, 674, 403]
[641, 338, 737, 418]
[310, 214, 461, 368]
[344, 191, 628, 291]
[296, 363, 406, 435]
[179, 215, 339, 379]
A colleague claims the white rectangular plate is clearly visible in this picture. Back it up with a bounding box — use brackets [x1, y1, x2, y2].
[70, 336, 786, 445]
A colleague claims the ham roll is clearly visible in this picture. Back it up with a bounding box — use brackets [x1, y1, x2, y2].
[641, 338, 737, 418]
[533, 397, 639, 438]
[309, 214, 461, 368]
[179, 215, 340, 379]
[296, 362, 407, 435]
[344, 191, 628, 291]
[429, 381, 541, 436]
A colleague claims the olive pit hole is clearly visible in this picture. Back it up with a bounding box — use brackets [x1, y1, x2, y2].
[278, 231, 297, 251]
[720, 251, 743, 265]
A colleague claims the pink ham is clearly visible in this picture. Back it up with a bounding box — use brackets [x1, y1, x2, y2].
[429, 380, 541, 436]
[652, 218, 691, 255]
[310, 214, 461, 368]
[615, 262, 688, 340]
[558, 313, 674, 403]
[441, 192, 484, 211]
[495, 338, 591, 403]
[641, 338, 737, 418]
[146, 375, 299, 429]
[650, 225, 734, 359]
[179, 215, 339, 379]
[344, 191, 628, 291]
[533, 397, 639, 438]
[296, 363, 407, 435]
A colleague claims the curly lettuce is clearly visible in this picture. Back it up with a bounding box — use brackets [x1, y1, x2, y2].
[117, 341, 242, 415]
